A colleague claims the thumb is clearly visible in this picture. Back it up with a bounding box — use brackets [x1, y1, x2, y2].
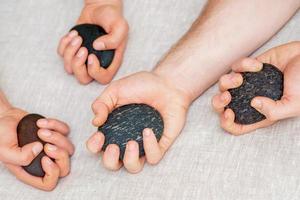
[0, 142, 43, 166]
[251, 96, 296, 121]
[93, 21, 128, 50]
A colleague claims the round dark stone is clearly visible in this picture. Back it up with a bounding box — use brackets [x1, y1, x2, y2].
[17, 114, 46, 177]
[226, 63, 284, 124]
[71, 24, 115, 68]
[98, 104, 164, 160]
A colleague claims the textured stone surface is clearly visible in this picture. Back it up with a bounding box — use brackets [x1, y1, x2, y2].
[99, 104, 164, 160]
[71, 24, 115, 68]
[227, 63, 284, 124]
[17, 114, 46, 177]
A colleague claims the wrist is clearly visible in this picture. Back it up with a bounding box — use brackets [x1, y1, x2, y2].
[0, 91, 12, 116]
[85, 0, 122, 7]
[153, 66, 195, 105]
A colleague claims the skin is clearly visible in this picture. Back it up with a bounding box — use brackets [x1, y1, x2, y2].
[86, 0, 300, 173]
[0, 91, 74, 191]
[212, 41, 300, 135]
[57, 0, 128, 84]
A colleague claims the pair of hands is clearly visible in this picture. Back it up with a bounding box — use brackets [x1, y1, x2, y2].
[212, 41, 300, 135]
[0, 107, 74, 191]
[57, 1, 190, 174]
[58, 1, 128, 84]
[85, 42, 300, 173]
[58, 2, 300, 173]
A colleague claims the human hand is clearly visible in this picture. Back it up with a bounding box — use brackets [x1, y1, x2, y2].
[57, 0, 128, 84]
[86, 71, 191, 173]
[0, 107, 74, 191]
[212, 41, 300, 135]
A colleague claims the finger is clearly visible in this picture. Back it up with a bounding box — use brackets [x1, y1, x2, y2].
[123, 140, 145, 173]
[102, 144, 122, 171]
[37, 118, 70, 135]
[152, 108, 186, 162]
[63, 36, 82, 74]
[211, 91, 231, 113]
[91, 87, 118, 126]
[6, 156, 60, 191]
[44, 144, 70, 177]
[71, 47, 93, 84]
[88, 41, 126, 84]
[38, 129, 74, 155]
[256, 41, 300, 70]
[232, 57, 263, 72]
[143, 128, 163, 165]
[57, 30, 78, 57]
[0, 142, 43, 166]
[251, 96, 298, 121]
[93, 20, 128, 50]
[220, 109, 273, 135]
[86, 132, 105, 154]
[218, 73, 243, 92]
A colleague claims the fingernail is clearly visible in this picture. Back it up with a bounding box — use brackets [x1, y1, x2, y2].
[94, 41, 105, 50]
[32, 143, 43, 156]
[232, 74, 241, 85]
[108, 146, 117, 155]
[221, 93, 228, 102]
[45, 157, 54, 165]
[68, 30, 78, 38]
[77, 48, 85, 58]
[252, 99, 262, 109]
[88, 56, 93, 65]
[40, 129, 52, 137]
[47, 144, 57, 152]
[128, 142, 136, 151]
[143, 129, 151, 137]
[37, 119, 48, 126]
[71, 37, 80, 46]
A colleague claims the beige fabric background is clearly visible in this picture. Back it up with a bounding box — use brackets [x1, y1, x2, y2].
[0, 1, 300, 199]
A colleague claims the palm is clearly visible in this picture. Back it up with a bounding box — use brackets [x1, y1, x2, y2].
[78, 5, 121, 29]
[101, 71, 189, 146]
[0, 108, 27, 149]
[212, 42, 300, 135]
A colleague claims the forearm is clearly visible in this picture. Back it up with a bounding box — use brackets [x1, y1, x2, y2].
[85, 0, 122, 7]
[154, 0, 300, 102]
[0, 90, 12, 115]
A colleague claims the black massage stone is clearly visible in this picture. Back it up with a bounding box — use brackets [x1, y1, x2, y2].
[226, 63, 283, 124]
[71, 24, 115, 68]
[17, 114, 46, 177]
[98, 104, 164, 160]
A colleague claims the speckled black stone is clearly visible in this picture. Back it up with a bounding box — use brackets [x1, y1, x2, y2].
[226, 63, 284, 124]
[98, 104, 164, 160]
[71, 24, 115, 68]
[17, 114, 46, 177]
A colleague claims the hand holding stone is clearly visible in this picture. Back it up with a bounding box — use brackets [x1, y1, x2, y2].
[212, 41, 300, 135]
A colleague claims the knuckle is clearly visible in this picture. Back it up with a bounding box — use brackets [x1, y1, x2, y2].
[241, 58, 250, 68]
[229, 130, 243, 136]
[121, 20, 129, 32]
[21, 154, 33, 165]
[109, 38, 119, 48]
[60, 168, 70, 178]
[78, 77, 92, 85]
[219, 75, 228, 86]
[104, 163, 119, 171]
[266, 112, 277, 121]
[147, 157, 160, 165]
[43, 184, 57, 192]
[127, 167, 142, 174]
